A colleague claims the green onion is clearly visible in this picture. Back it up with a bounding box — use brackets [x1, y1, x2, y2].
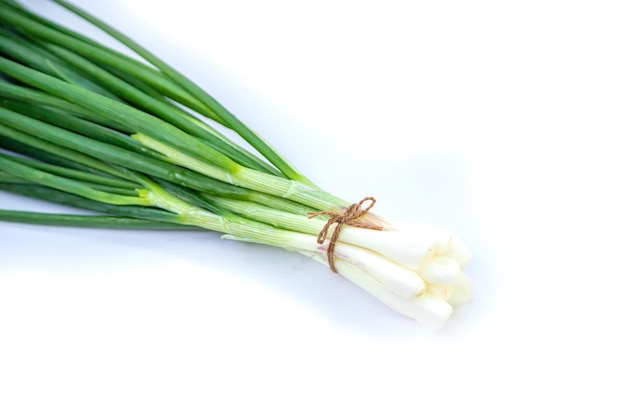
[0, 209, 198, 230]
[0, 0, 472, 328]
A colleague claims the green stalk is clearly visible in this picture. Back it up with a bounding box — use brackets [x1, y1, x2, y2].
[233, 192, 314, 217]
[114, 176, 304, 248]
[0, 138, 118, 181]
[0, 124, 138, 182]
[207, 196, 326, 235]
[0, 57, 240, 173]
[0, 4, 222, 124]
[50, 0, 314, 184]
[0, 28, 120, 100]
[0, 78, 131, 133]
[37, 40, 281, 175]
[0, 60, 347, 210]
[1, 118, 320, 215]
[132, 132, 348, 210]
[0, 172, 27, 183]
[0, 107, 247, 197]
[0, 183, 190, 224]
[0, 209, 197, 230]
[2, 99, 169, 160]
[0, 154, 150, 206]
[0, 153, 137, 190]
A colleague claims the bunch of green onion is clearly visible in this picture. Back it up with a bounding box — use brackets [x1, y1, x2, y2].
[0, 0, 472, 328]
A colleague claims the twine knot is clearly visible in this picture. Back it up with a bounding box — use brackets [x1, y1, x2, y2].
[308, 196, 382, 273]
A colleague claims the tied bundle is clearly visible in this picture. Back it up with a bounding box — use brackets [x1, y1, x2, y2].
[0, 0, 472, 328]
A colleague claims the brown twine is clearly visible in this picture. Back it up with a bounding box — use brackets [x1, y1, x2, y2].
[308, 196, 383, 273]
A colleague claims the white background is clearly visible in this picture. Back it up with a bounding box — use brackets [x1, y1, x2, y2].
[1, 0, 625, 415]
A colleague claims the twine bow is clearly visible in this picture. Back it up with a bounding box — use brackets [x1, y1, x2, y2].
[308, 196, 383, 273]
